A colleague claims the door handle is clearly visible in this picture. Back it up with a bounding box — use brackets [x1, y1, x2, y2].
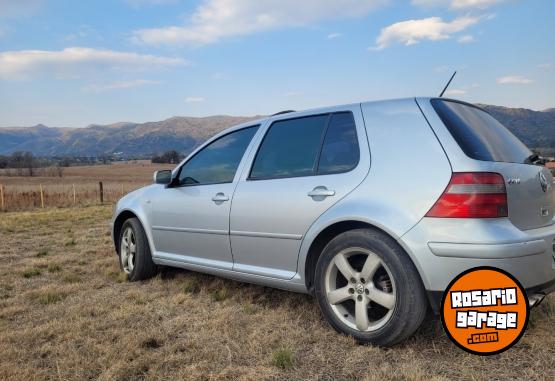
[307, 186, 335, 198]
[212, 193, 229, 202]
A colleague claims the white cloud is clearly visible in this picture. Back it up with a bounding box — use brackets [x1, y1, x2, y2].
[282, 91, 303, 97]
[327, 32, 342, 40]
[411, 0, 449, 7]
[497, 75, 533, 85]
[445, 88, 467, 95]
[133, 0, 386, 46]
[0, 47, 187, 80]
[434, 65, 450, 72]
[538, 63, 552, 69]
[82, 79, 162, 93]
[64, 25, 102, 42]
[458, 34, 474, 43]
[211, 72, 226, 80]
[411, 0, 506, 9]
[451, 0, 505, 9]
[185, 96, 205, 103]
[371, 16, 479, 50]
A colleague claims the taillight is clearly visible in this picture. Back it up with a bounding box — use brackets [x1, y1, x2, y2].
[426, 172, 508, 218]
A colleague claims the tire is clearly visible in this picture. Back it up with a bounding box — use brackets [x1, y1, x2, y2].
[118, 217, 158, 281]
[314, 228, 427, 347]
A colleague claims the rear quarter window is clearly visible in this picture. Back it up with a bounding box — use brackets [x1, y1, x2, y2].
[431, 99, 531, 163]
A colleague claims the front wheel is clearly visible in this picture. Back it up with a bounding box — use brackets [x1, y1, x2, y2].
[118, 217, 158, 281]
[314, 229, 427, 346]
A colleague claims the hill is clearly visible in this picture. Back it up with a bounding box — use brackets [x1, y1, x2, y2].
[0, 104, 553, 157]
[479, 105, 555, 150]
[0, 116, 260, 158]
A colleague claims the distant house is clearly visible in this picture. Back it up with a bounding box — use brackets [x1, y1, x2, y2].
[546, 161, 555, 176]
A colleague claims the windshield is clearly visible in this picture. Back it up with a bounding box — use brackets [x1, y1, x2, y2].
[431, 99, 532, 163]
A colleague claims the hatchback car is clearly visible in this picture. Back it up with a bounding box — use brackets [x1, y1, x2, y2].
[111, 98, 555, 346]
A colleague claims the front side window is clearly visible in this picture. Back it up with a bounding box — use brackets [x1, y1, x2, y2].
[249, 112, 359, 180]
[178, 126, 258, 186]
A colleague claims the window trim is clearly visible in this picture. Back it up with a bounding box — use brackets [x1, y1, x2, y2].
[247, 111, 359, 181]
[431, 98, 492, 116]
[172, 125, 260, 188]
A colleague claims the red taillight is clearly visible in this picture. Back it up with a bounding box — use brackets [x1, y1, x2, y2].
[426, 172, 508, 218]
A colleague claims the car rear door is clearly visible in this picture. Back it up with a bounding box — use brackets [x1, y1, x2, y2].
[229, 106, 370, 279]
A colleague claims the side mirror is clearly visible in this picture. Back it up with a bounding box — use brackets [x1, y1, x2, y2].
[154, 170, 172, 185]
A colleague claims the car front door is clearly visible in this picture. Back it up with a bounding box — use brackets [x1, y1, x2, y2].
[148, 125, 259, 270]
[230, 107, 370, 279]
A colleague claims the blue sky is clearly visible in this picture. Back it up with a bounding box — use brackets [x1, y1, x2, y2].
[0, 0, 554, 127]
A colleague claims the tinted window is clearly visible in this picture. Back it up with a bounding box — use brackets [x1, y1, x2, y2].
[178, 126, 258, 186]
[432, 99, 531, 163]
[317, 112, 359, 174]
[250, 115, 328, 179]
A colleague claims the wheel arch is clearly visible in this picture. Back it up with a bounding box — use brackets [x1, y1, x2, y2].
[112, 209, 155, 256]
[301, 219, 426, 297]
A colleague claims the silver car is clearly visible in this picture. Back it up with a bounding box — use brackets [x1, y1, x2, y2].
[111, 98, 555, 346]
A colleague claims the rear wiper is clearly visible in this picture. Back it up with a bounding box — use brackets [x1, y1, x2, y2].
[524, 153, 545, 165]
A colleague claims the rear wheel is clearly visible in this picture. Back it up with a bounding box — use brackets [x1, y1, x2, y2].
[314, 228, 427, 346]
[119, 218, 157, 281]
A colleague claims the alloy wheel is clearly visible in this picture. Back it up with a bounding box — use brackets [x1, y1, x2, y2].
[120, 226, 136, 274]
[324, 247, 396, 332]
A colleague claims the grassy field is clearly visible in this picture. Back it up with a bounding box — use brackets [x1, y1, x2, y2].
[0, 161, 173, 211]
[0, 206, 554, 380]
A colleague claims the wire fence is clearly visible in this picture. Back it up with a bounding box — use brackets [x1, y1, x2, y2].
[0, 181, 146, 212]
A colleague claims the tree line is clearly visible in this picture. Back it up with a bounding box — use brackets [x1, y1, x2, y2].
[0, 152, 65, 177]
[151, 150, 184, 164]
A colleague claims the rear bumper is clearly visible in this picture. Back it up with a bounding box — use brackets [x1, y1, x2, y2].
[399, 218, 555, 312]
[427, 239, 547, 259]
[427, 277, 555, 314]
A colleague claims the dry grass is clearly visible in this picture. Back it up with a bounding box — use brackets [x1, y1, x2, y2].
[0, 161, 173, 211]
[0, 206, 554, 380]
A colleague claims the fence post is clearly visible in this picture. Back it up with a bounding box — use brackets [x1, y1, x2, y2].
[39, 184, 45, 208]
[99, 181, 104, 204]
[121, 184, 124, 198]
[0, 184, 4, 211]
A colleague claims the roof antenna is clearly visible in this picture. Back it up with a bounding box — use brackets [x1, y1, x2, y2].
[439, 71, 457, 97]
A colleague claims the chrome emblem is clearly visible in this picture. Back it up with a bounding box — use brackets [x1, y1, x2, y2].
[539, 172, 550, 193]
[355, 284, 364, 294]
[507, 178, 521, 185]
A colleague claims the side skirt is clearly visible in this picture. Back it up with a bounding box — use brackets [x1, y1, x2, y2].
[153, 256, 308, 294]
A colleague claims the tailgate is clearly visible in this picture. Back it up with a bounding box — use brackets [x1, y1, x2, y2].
[423, 98, 555, 230]
[497, 163, 555, 230]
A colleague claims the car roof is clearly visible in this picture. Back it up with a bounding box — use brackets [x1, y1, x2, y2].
[226, 97, 433, 134]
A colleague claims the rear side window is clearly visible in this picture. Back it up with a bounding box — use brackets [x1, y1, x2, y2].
[318, 112, 359, 174]
[249, 112, 359, 180]
[431, 99, 531, 163]
[250, 115, 328, 179]
[178, 126, 258, 186]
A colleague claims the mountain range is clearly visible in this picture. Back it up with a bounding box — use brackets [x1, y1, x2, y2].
[0, 116, 260, 158]
[0, 104, 553, 157]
